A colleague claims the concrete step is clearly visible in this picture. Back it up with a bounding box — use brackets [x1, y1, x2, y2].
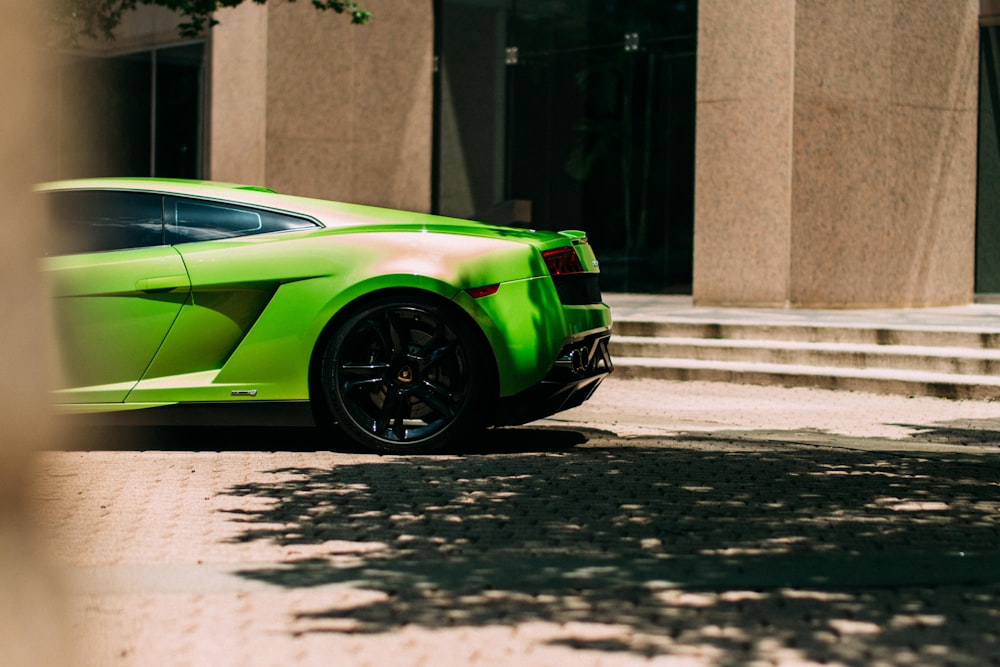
[609, 315, 1000, 399]
[610, 335, 1000, 376]
[612, 356, 1000, 400]
[614, 319, 1000, 349]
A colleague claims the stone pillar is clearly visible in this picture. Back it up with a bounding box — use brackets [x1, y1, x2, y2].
[209, 3, 268, 187]
[694, 1, 795, 306]
[210, 0, 434, 213]
[694, 0, 979, 308]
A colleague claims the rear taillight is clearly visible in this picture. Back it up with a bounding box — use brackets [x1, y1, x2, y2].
[542, 246, 584, 276]
[466, 284, 500, 299]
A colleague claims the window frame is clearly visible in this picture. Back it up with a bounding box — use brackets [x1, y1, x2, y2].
[163, 195, 322, 245]
[43, 189, 166, 256]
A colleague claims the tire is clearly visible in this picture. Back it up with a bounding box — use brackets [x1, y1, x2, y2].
[320, 295, 491, 454]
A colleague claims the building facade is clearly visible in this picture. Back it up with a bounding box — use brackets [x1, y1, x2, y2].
[46, 0, 990, 308]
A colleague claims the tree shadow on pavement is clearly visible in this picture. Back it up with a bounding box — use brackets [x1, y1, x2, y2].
[890, 417, 1000, 447]
[220, 428, 1000, 666]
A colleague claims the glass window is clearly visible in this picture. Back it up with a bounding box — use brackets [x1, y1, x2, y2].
[165, 197, 317, 243]
[49, 43, 205, 180]
[977, 25, 1000, 293]
[44, 190, 164, 255]
[155, 44, 205, 178]
[436, 0, 698, 294]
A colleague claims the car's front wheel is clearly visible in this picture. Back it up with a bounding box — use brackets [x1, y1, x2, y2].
[320, 295, 491, 454]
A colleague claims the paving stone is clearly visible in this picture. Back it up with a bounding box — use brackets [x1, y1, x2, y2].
[30, 380, 1000, 666]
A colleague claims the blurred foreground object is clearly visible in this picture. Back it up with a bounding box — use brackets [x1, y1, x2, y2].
[0, 2, 69, 666]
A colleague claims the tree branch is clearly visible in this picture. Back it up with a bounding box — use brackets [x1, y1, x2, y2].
[52, 0, 371, 43]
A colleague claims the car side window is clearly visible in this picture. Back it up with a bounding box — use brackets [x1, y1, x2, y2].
[165, 197, 317, 244]
[43, 190, 164, 255]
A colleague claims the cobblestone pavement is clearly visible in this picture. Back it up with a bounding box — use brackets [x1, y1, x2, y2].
[34, 379, 1000, 666]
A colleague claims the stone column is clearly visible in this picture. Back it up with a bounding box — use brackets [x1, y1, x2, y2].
[209, 3, 269, 187]
[210, 0, 435, 213]
[694, 0, 979, 308]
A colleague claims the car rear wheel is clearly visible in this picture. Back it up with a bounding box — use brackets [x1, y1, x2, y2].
[320, 295, 490, 454]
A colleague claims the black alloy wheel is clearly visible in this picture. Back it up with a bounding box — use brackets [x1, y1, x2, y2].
[321, 295, 490, 454]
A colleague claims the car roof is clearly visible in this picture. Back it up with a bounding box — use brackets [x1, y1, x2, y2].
[37, 177, 278, 198]
[36, 178, 485, 228]
[36, 177, 564, 246]
[37, 177, 383, 221]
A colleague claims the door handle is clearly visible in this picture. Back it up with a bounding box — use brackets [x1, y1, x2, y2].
[136, 275, 188, 293]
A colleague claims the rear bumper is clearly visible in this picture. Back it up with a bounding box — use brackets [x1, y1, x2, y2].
[494, 328, 613, 426]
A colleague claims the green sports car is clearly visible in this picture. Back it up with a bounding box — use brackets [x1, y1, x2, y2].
[39, 178, 612, 453]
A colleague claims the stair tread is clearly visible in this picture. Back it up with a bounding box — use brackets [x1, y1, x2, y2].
[612, 315, 1000, 333]
[613, 356, 1000, 385]
[610, 335, 1000, 359]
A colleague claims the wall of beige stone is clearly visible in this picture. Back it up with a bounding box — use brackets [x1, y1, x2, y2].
[210, 0, 434, 213]
[694, 0, 796, 306]
[694, 0, 979, 308]
[209, 4, 268, 187]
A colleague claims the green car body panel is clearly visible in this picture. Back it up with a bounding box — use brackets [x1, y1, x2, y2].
[40, 178, 612, 448]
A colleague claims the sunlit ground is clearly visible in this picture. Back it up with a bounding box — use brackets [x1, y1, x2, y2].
[34, 387, 1000, 665]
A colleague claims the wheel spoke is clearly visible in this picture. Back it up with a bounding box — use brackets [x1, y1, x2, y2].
[421, 339, 459, 372]
[343, 376, 385, 393]
[339, 362, 389, 392]
[414, 379, 460, 418]
[382, 310, 406, 356]
[341, 362, 390, 377]
[412, 317, 447, 367]
[375, 387, 409, 439]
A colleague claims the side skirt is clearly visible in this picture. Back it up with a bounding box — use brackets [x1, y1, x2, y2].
[60, 401, 317, 428]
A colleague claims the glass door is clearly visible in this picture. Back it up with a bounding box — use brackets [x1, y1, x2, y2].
[50, 42, 205, 180]
[436, 0, 697, 294]
[977, 25, 1000, 294]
